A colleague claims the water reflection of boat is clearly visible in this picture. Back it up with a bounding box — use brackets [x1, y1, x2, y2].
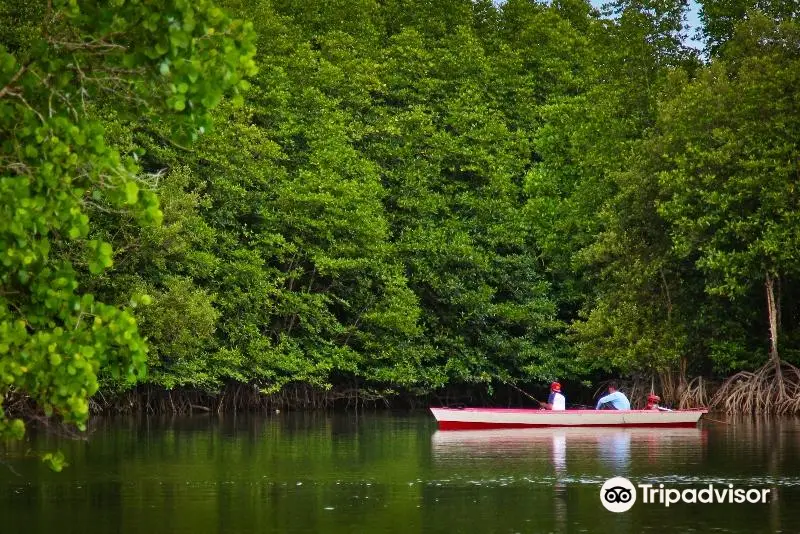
[552, 432, 566, 474]
[430, 407, 707, 430]
[597, 431, 631, 470]
[430, 427, 705, 463]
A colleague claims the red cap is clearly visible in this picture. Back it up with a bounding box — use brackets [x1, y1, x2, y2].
[647, 394, 660, 402]
[550, 382, 561, 392]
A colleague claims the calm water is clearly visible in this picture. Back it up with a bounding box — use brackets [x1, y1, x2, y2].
[1, 413, 800, 533]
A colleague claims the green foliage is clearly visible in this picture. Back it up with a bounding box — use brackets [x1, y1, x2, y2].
[5, 0, 796, 427]
[564, 10, 800, 375]
[699, 0, 800, 53]
[41, 450, 67, 472]
[89, 0, 587, 394]
[657, 15, 800, 295]
[0, 0, 255, 439]
[365, 18, 575, 384]
[653, 14, 800, 366]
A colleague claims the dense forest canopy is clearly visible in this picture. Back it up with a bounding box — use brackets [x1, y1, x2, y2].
[2, 0, 800, 446]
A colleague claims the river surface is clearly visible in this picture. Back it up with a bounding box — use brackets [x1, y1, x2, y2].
[1, 413, 799, 533]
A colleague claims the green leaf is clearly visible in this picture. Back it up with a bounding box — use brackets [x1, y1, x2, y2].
[125, 181, 139, 204]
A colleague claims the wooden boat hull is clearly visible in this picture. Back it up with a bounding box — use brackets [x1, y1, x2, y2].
[430, 407, 707, 430]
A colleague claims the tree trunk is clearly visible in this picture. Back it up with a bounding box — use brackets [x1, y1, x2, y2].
[766, 272, 780, 363]
[678, 355, 687, 395]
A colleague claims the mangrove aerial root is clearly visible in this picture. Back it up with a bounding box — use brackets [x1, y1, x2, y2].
[711, 360, 800, 414]
[678, 376, 710, 409]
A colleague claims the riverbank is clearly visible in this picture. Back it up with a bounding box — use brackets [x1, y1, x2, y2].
[86, 379, 712, 415]
[5, 368, 794, 424]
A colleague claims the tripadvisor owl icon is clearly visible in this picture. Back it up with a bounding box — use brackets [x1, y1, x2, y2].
[600, 477, 637, 513]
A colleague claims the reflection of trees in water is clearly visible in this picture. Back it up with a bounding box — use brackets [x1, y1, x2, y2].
[767, 418, 785, 533]
[720, 417, 792, 532]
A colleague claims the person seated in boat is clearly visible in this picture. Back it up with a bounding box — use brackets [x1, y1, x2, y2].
[542, 382, 566, 411]
[646, 393, 661, 410]
[595, 381, 630, 410]
[646, 393, 673, 411]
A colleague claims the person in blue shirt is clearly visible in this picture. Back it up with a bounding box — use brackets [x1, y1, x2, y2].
[595, 381, 630, 410]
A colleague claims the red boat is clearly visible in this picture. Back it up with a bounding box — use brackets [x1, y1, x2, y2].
[430, 407, 708, 430]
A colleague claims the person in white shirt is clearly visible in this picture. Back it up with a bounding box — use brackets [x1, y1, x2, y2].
[542, 382, 566, 411]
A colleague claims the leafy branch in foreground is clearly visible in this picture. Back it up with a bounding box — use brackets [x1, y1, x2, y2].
[0, 0, 256, 447]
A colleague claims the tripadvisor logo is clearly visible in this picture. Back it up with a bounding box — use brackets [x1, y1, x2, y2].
[600, 477, 637, 513]
[600, 477, 771, 513]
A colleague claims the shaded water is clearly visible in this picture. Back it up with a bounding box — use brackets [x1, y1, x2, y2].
[1, 414, 799, 533]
